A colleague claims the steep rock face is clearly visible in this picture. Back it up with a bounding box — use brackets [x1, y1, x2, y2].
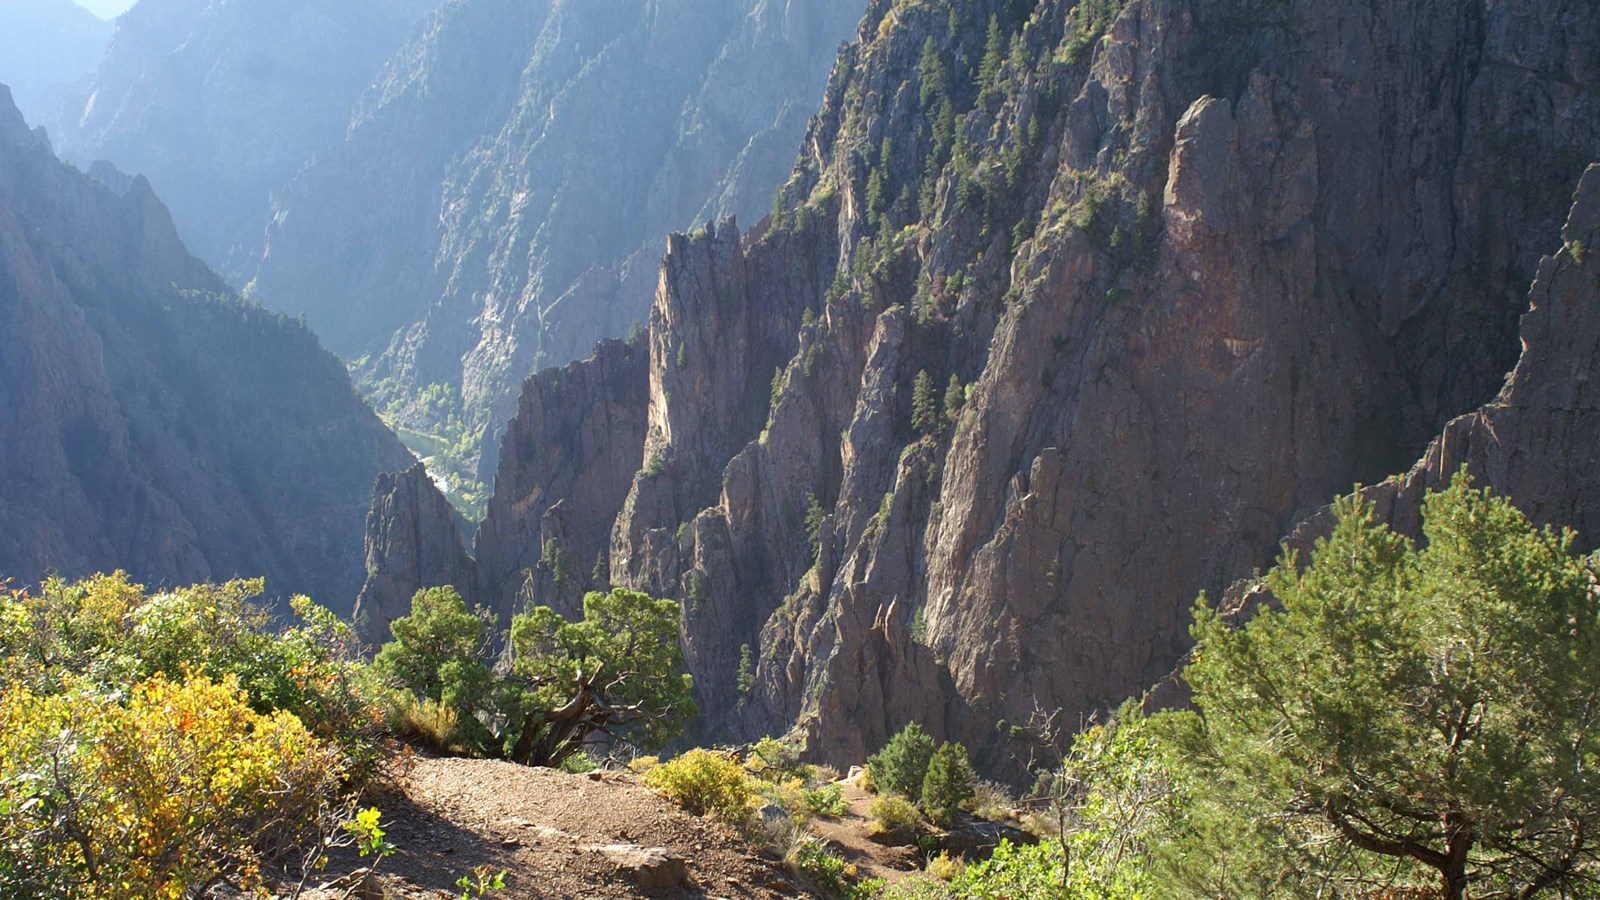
[45, 0, 434, 273]
[0, 0, 111, 124]
[1277, 164, 1600, 562]
[625, 0, 1600, 761]
[474, 337, 650, 622]
[368, 0, 1600, 765]
[0, 88, 413, 610]
[248, 0, 865, 465]
[356, 336, 649, 638]
[354, 463, 476, 644]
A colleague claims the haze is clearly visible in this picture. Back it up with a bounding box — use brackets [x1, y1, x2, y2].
[74, 0, 135, 19]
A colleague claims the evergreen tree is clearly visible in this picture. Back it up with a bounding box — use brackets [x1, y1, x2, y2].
[943, 374, 965, 425]
[1168, 473, 1600, 898]
[979, 15, 1005, 92]
[922, 741, 975, 826]
[868, 722, 937, 799]
[911, 369, 939, 434]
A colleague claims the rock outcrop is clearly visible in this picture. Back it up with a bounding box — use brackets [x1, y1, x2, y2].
[355, 336, 649, 639]
[0, 87, 413, 610]
[354, 463, 475, 643]
[1277, 164, 1600, 561]
[367, 0, 1600, 767]
[474, 337, 650, 621]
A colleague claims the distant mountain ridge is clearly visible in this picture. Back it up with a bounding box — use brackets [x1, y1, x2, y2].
[247, 0, 867, 476]
[43, 0, 438, 275]
[0, 86, 413, 610]
[0, 0, 111, 123]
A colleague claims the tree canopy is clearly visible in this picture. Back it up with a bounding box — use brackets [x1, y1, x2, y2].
[374, 586, 695, 768]
[1056, 474, 1600, 898]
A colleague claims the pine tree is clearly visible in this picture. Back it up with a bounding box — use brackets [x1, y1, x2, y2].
[911, 369, 939, 434]
[922, 741, 975, 827]
[943, 374, 965, 426]
[979, 15, 1005, 93]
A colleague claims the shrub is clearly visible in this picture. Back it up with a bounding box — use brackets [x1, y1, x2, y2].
[921, 742, 975, 827]
[802, 782, 849, 818]
[868, 722, 936, 799]
[644, 749, 755, 820]
[746, 735, 808, 781]
[756, 776, 810, 823]
[558, 751, 600, 774]
[7, 574, 382, 767]
[869, 794, 926, 844]
[376, 587, 696, 768]
[968, 780, 1018, 823]
[373, 586, 495, 752]
[926, 851, 965, 881]
[393, 695, 461, 751]
[506, 589, 696, 767]
[949, 839, 1066, 899]
[789, 838, 880, 899]
[883, 878, 957, 899]
[0, 673, 347, 898]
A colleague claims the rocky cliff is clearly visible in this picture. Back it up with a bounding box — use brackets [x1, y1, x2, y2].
[0, 87, 413, 610]
[248, 0, 866, 473]
[44, 0, 435, 274]
[364, 0, 1600, 766]
[1274, 164, 1600, 571]
[352, 336, 649, 644]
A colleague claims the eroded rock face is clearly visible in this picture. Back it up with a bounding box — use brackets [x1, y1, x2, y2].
[354, 463, 475, 645]
[1277, 164, 1600, 561]
[367, 0, 1600, 767]
[474, 338, 650, 622]
[0, 88, 413, 610]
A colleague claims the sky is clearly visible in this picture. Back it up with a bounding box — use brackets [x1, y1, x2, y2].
[73, 0, 137, 19]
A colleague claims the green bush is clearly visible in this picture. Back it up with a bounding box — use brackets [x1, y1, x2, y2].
[802, 782, 849, 818]
[949, 839, 1065, 899]
[868, 794, 926, 843]
[921, 742, 975, 827]
[883, 878, 957, 899]
[644, 749, 755, 820]
[376, 587, 696, 768]
[788, 839, 882, 899]
[746, 735, 809, 781]
[868, 722, 936, 799]
[372, 586, 495, 753]
[4, 573, 381, 766]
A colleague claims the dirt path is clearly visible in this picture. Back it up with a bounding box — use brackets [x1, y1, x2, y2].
[804, 782, 921, 885]
[333, 757, 821, 899]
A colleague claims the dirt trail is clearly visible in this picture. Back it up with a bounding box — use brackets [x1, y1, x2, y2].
[804, 783, 921, 885]
[335, 757, 821, 899]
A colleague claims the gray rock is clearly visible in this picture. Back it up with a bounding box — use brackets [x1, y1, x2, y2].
[940, 817, 1038, 859]
[587, 844, 690, 889]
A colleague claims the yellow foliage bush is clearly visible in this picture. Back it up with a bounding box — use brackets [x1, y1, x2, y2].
[643, 748, 755, 821]
[395, 695, 461, 750]
[0, 673, 347, 898]
[926, 850, 966, 881]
